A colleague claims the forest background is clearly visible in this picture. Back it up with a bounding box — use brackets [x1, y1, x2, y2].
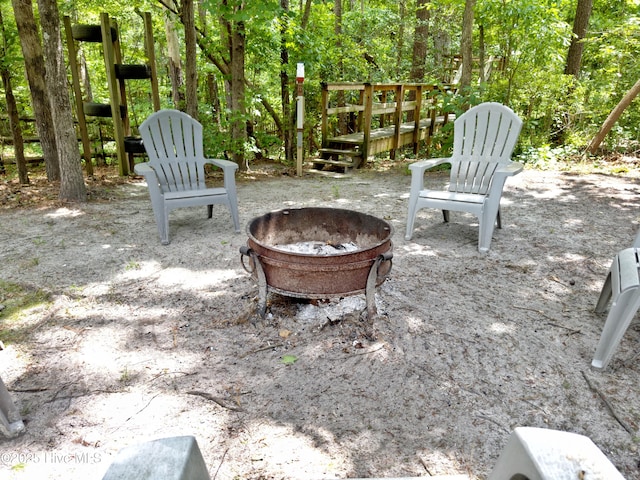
[1, 0, 640, 200]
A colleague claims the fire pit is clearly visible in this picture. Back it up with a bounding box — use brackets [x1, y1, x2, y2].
[240, 207, 393, 319]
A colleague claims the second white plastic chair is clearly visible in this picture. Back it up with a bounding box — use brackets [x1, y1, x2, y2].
[592, 230, 640, 369]
[405, 102, 523, 253]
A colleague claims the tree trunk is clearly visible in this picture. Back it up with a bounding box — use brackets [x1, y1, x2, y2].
[1, 72, 29, 183]
[228, 1, 246, 169]
[182, 0, 198, 119]
[280, 0, 293, 164]
[79, 50, 93, 101]
[459, 0, 476, 91]
[162, 0, 284, 137]
[588, 78, 640, 153]
[37, 0, 86, 201]
[409, 0, 429, 82]
[478, 24, 485, 83]
[165, 14, 184, 110]
[207, 73, 222, 125]
[565, 0, 593, 77]
[11, 0, 60, 181]
[433, 29, 451, 82]
[162, 3, 284, 140]
[395, 0, 406, 74]
[334, 0, 347, 134]
[301, 0, 313, 29]
[0, 9, 29, 183]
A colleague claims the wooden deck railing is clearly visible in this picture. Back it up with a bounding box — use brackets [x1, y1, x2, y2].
[318, 82, 455, 170]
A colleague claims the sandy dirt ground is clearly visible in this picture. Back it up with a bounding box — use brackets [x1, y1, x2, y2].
[1, 161, 640, 479]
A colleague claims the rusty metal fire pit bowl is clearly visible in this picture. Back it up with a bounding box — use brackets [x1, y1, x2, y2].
[240, 207, 393, 319]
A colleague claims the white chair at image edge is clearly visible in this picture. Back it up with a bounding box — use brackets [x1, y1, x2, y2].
[135, 109, 241, 245]
[0, 376, 25, 438]
[101, 436, 210, 480]
[592, 229, 640, 369]
[405, 102, 523, 253]
[343, 428, 626, 480]
[488, 427, 625, 480]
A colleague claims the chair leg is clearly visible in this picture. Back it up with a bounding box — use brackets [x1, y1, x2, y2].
[442, 210, 450, 223]
[228, 200, 241, 233]
[149, 198, 170, 245]
[207, 205, 213, 219]
[592, 289, 640, 369]
[478, 213, 498, 254]
[404, 196, 419, 241]
[478, 200, 501, 253]
[477, 221, 495, 253]
[595, 271, 613, 313]
[159, 209, 170, 245]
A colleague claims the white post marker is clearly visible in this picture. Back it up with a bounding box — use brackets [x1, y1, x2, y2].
[296, 63, 305, 177]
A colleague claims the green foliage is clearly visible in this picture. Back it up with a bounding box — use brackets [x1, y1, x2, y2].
[0, 281, 50, 345]
[4, 0, 640, 167]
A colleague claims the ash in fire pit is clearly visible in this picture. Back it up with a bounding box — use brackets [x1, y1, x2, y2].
[274, 241, 360, 255]
[240, 208, 393, 320]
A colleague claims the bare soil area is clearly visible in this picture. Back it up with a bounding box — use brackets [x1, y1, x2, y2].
[1, 160, 640, 479]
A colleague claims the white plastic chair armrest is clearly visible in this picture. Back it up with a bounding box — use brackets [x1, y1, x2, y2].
[487, 161, 523, 198]
[205, 158, 238, 193]
[134, 162, 165, 199]
[408, 157, 450, 174]
[495, 161, 523, 177]
[408, 158, 450, 193]
[207, 158, 239, 172]
[134, 162, 155, 177]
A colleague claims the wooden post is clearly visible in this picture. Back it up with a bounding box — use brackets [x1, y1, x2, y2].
[63, 16, 94, 176]
[391, 84, 404, 160]
[320, 82, 329, 150]
[143, 12, 161, 112]
[412, 84, 423, 154]
[379, 90, 388, 128]
[101, 13, 128, 176]
[356, 86, 365, 132]
[111, 20, 130, 139]
[362, 83, 373, 162]
[295, 63, 304, 177]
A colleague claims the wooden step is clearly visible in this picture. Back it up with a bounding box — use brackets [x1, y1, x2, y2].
[319, 147, 362, 157]
[312, 158, 354, 167]
[311, 157, 362, 174]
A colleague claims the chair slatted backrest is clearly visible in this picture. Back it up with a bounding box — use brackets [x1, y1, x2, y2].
[449, 103, 522, 195]
[140, 110, 207, 193]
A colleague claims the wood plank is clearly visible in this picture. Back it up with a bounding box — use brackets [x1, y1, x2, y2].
[327, 105, 365, 115]
[312, 158, 355, 167]
[319, 148, 361, 157]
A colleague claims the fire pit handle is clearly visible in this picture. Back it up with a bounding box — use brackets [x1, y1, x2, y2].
[377, 250, 393, 282]
[240, 245, 269, 318]
[239, 245, 255, 274]
[365, 250, 394, 320]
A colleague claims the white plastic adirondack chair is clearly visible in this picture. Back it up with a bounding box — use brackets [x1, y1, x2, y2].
[405, 102, 523, 252]
[591, 228, 640, 369]
[135, 110, 241, 245]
